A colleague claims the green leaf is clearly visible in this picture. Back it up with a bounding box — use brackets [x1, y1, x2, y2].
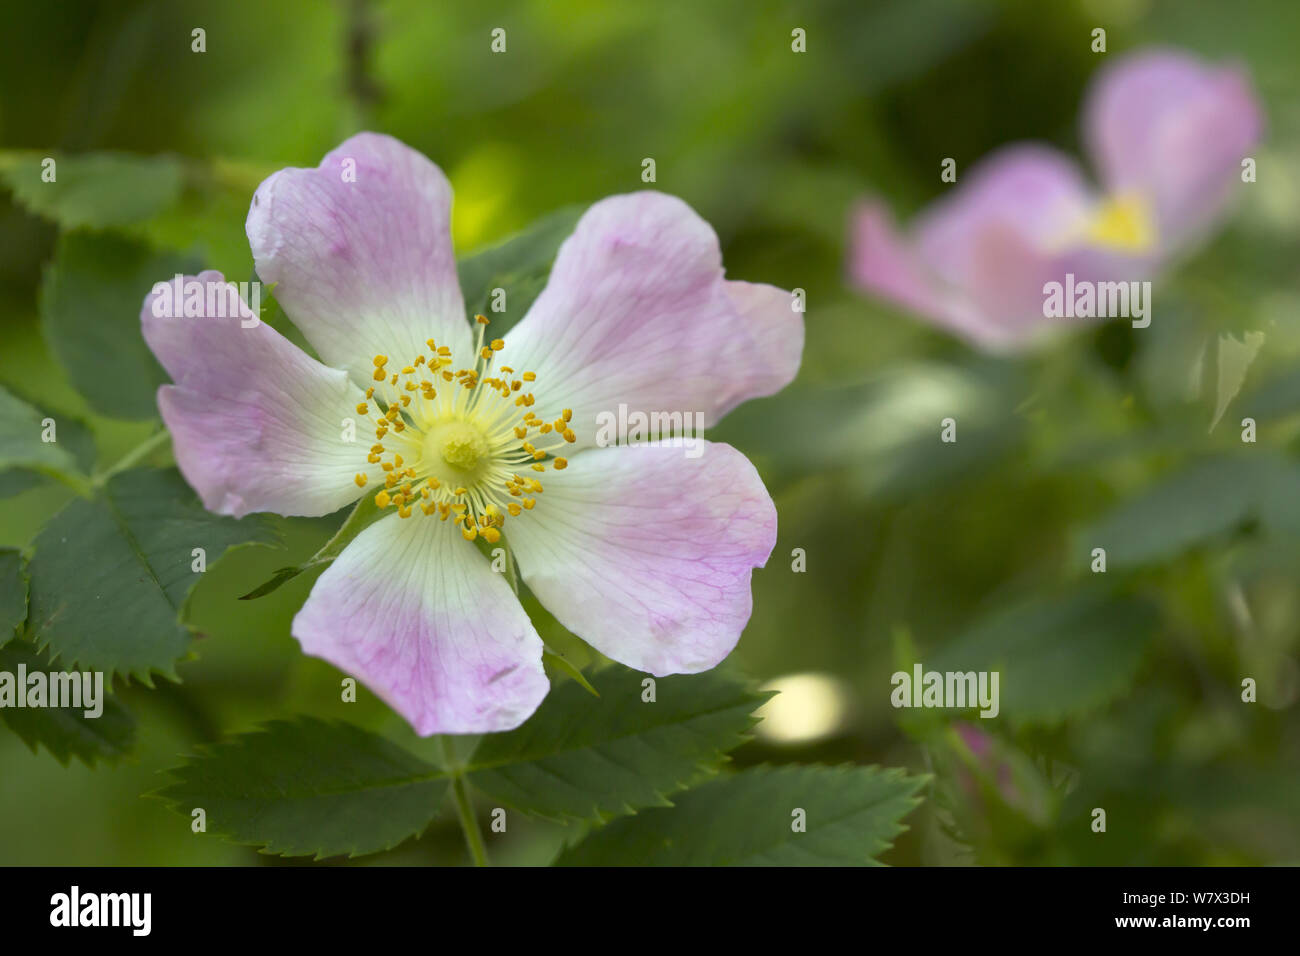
[26, 467, 279, 681]
[555, 765, 926, 866]
[927, 588, 1158, 727]
[0, 549, 27, 648]
[0, 640, 135, 766]
[466, 667, 765, 823]
[240, 493, 380, 599]
[152, 717, 448, 859]
[1210, 331, 1265, 431]
[1077, 455, 1300, 569]
[40, 231, 201, 420]
[0, 387, 97, 499]
[0, 150, 184, 230]
[0, 384, 82, 480]
[456, 205, 584, 336]
[542, 650, 600, 697]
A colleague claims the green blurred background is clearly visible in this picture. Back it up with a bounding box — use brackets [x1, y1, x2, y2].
[2, 0, 1299, 865]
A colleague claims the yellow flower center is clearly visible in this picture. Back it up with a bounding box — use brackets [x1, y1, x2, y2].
[350, 314, 575, 543]
[429, 420, 489, 472]
[1082, 193, 1157, 252]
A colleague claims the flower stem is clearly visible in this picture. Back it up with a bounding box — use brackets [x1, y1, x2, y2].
[441, 736, 488, 866]
[92, 428, 172, 489]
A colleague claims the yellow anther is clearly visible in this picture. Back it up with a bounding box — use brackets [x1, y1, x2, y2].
[562, 409, 572, 421]
[563, 429, 576, 443]
[476, 314, 490, 325]
[357, 339, 573, 533]
[553, 457, 568, 470]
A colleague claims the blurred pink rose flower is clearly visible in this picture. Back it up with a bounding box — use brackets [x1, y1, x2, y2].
[849, 49, 1263, 349]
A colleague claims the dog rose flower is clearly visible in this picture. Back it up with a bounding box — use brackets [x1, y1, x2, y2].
[141, 133, 802, 735]
[849, 49, 1262, 349]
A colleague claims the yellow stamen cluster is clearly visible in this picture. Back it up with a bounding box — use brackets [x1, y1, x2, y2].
[352, 315, 575, 541]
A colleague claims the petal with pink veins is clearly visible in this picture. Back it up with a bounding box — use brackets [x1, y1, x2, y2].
[141, 270, 371, 518]
[293, 513, 550, 735]
[246, 132, 474, 386]
[501, 192, 803, 447]
[508, 441, 777, 676]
